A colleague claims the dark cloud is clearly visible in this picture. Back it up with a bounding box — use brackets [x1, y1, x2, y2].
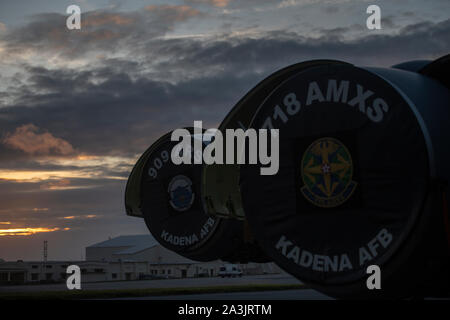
[1, 19, 449, 159]
[381, 15, 397, 29]
[322, 5, 340, 14]
[0, 65, 253, 158]
[143, 20, 450, 88]
[0, 178, 125, 218]
[0, 5, 203, 60]
[184, 0, 276, 8]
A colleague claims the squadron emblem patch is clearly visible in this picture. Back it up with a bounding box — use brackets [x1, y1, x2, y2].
[168, 175, 195, 212]
[301, 137, 357, 208]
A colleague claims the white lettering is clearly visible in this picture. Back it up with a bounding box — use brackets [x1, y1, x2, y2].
[66, 5, 81, 30]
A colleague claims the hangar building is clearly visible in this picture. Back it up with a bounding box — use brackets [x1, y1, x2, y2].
[85, 234, 223, 280]
[0, 235, 280, 284]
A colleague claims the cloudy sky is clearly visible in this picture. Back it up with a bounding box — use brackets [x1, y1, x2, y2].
[0, 0, 449, 261]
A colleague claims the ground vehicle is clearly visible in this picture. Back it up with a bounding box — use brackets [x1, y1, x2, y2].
[218, 264, 243, 278]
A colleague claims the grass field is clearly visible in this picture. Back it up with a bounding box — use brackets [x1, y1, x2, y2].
[0, 283, 305, 300]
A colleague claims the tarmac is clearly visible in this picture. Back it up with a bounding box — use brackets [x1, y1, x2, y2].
[0, 273, 302, 293]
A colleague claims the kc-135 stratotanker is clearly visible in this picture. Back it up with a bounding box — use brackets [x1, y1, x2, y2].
[125, 54, 450, 299]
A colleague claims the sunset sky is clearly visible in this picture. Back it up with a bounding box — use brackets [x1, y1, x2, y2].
[0, 0, 449, 261]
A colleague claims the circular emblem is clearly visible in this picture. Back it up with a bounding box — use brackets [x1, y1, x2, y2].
[300, 137, 357, 208]
[168, 175, 195, 212]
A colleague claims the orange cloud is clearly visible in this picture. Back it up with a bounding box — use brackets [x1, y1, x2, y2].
[39, 179, 94, 191]
[59, 214, 98, 220]
[40, 179, 71, 190]
[212, 0, 231, 7]
[0, 227, 69, 236]
[145, 5, 201, 22]
[186, 0, 231, 7]
[2, 124, 75, 156]
[0, 170, 91, 182]
[83, 13, 134, 27]
[0, 154, 132, 184]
